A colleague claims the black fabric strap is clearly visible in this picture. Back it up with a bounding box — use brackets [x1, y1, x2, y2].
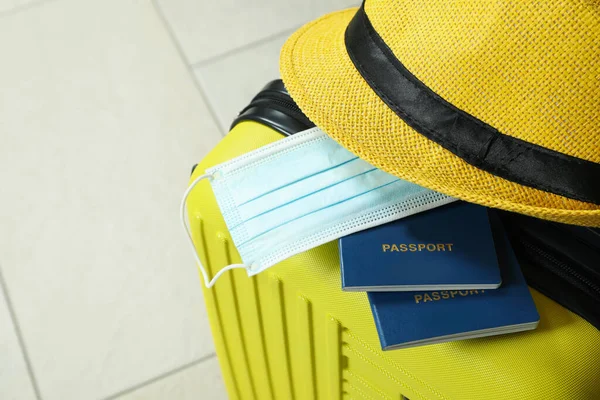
[344, 5, 600, 205]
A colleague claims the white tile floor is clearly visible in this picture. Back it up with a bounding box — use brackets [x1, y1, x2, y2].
[0, 0, 356, 399]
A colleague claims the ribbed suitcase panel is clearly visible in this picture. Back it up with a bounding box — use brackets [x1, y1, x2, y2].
[188, 121, 600, 400]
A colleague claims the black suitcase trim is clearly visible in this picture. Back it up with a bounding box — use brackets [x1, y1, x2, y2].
[501, 212, 600, 329]
[230, 80, 315, 137]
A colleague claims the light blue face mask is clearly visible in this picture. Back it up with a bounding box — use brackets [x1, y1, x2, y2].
[182, 127, 455, 287]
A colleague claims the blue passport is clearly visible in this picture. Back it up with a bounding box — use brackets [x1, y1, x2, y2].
[368, 213, 540, 350]
[340, 202, 502, 291]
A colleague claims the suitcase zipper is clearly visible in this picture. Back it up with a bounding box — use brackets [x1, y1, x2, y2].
[519, 238, 600, 300]
[251, 91, 304, 115]
[500, 211, 600, 328]
[230, 80, 315, 136]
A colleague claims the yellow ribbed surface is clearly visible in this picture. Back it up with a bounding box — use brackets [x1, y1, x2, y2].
[187, 121, 600, 400]
[279, 2, 600, 226]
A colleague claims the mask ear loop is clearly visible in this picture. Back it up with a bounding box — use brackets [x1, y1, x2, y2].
[180, 172, 249, 288]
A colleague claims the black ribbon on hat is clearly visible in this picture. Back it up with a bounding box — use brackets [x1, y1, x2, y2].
[345, 5, 600, 205]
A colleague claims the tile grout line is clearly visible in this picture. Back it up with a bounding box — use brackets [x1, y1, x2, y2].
[101, 353, 217, 400]
[150, 0, 226, 136]
[0, 0, 56, 19]
[0, 265, 43, 400]
[189, 27, 296, 134]
[189, 26, 298, 70]
[189, 26, 298, 133]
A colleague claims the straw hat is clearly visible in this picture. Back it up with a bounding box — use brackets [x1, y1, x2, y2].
[280, 0, 600, 226]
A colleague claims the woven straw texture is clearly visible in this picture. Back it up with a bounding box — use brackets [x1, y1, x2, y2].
[280, 0, 600, 227]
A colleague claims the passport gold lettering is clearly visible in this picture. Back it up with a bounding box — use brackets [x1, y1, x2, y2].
[414, 290, 485, 304]
[381, 243, 454, 252]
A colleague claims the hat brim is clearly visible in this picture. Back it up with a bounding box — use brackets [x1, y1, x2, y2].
[280, 8, 600, 226]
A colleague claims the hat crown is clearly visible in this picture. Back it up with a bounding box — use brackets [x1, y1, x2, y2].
[366, 0, 600, 163]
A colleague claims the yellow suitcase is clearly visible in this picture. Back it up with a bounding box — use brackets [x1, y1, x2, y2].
[186, 120, 600, 400]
